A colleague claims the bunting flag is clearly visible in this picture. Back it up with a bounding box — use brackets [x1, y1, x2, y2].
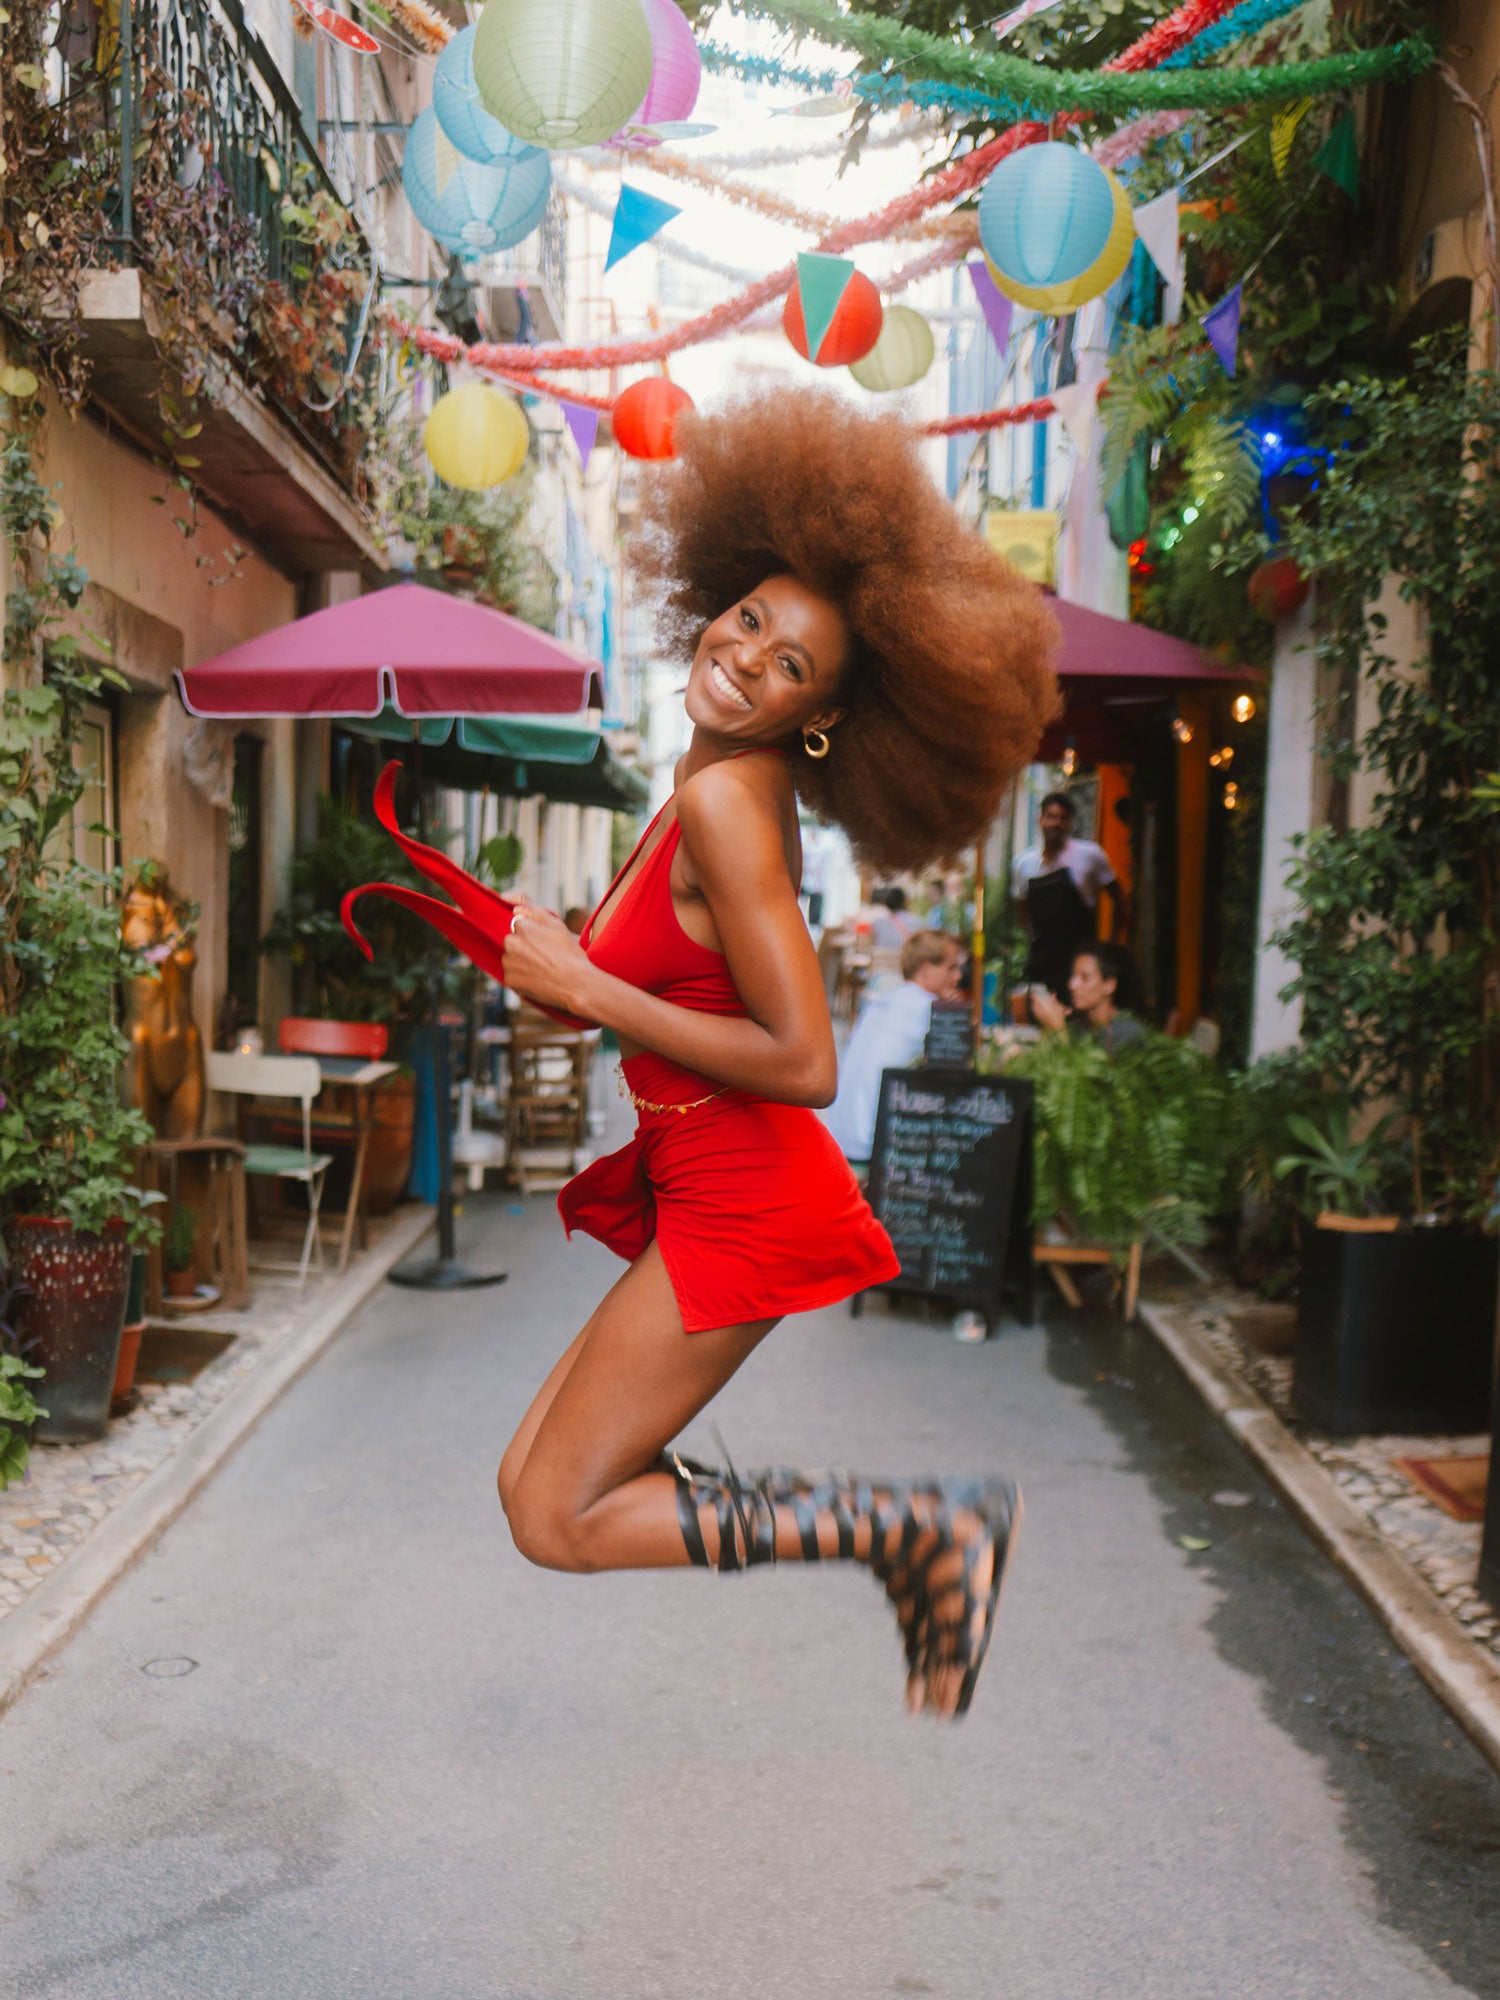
[1312, 111, 1359, 201]
[1162, 249, 1186, 325]
[967, 260, 1014, 357]
[562, 401, 600, 469]
[1049, 380, 1097, 450]
[1132, 186, 1179, 287]
[1202, 283, 1242, 376]
[604, 185, 683, 272]
[796, 252, 858, 362]
[1270, 96, 1312, 175]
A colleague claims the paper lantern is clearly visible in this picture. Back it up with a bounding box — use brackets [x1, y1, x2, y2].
[425, 384, 530, 489]
[635, 0, 701, 127]
[1247, 554, 1310, 623]
[978, 142, 1115, 290]
[435, 26, 536, 167]
[848, 305, 935, 392]
[986, 171, 1134, 313]
[612, 377, 693, 459]
[402, 106, 551, 252]
[473, 0, 653, 150]
[783, 269, 883, 367]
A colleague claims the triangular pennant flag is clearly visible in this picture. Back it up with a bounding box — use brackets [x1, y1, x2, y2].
[1312, 112, 1359, 201]
[1049, 381, 1096, 449]
[1271, 97, 1312, 177]
[1202, 283, 1242, 377]
[796, 252, 856, 363]
[967, 260, 1014, 358]
[1163, 249, 1186, 327]
[562, 402, 599, 471]
[1132, 188, 1179, 288]
[434, 123, 461, 198]
[604, 184, 682, 272]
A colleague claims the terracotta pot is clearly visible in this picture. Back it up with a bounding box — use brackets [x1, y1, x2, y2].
[11, 1217, 132, 1442]
[1314, 1211, 1400, 1234]
[362, 1071, 417, 1216]
[165, 1267, 198, 1299]
[111, 1252, 148, 1409]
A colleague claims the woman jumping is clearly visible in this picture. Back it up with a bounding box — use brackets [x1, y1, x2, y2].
[353, 390, 1056, 1716]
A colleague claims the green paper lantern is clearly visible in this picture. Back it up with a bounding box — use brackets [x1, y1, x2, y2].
[473, 0, 654, 150]
[848, 305, 935, 392]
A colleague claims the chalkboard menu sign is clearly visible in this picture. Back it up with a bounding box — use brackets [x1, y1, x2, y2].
[923, 1000, 974, 1071]
[859, 1069, 1034, 1331]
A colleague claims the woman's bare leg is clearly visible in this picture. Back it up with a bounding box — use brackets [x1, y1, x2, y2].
[500, 1241, 1015, 1716]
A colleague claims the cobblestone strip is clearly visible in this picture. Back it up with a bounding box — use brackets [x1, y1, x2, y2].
[1139, 1294, 1500, 1776]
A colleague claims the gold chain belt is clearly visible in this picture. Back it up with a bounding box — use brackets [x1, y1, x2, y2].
[617, 1066, 727, 1117]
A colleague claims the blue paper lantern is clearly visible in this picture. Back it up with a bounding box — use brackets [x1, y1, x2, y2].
[978, 142, 1116, 290]
[434, 26, 523, 166]
[402, 104, 551, 254]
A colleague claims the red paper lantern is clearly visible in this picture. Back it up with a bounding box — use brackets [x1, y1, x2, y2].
[782, 270, 883, 367]
[1246, 553, 1310, 623]
[612, 378, 694, 460]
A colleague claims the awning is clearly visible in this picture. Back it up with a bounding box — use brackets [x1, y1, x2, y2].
[1038, 594, 1256, 763]
[352, 706, 604, 765]
[338, 721, 649, 812]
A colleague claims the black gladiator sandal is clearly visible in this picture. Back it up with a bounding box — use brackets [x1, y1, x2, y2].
[657, 1453, 1021, 1716]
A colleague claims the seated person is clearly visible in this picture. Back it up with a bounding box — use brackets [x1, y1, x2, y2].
[826, 929, 962, 1163]
[868, 885, 915, 951]
[1031, 941, 1147, 1055]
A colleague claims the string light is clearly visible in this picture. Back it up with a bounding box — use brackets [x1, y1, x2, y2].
[1223, 781, 1239, 809]
[1232, 694, 1257, 723]
[1172, 714, 1195, 745]
[1209, 744, 1235, 768]
[1061, 740, 1078, 778]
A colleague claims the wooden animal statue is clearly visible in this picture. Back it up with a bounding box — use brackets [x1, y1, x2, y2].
[121, 868, 205, 1139]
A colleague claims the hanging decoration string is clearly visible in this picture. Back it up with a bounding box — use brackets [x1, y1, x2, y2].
[630, 149, 960, 241]
[1092, 109, 1194, 166]
[696, 41, 1029, 125]
[730, 0, 1434, 113]
[553, 168, 762, 283]
[387, 0, 1278, 378]
[683, 118, 943, 171]
[1159, 0, 1311, 66]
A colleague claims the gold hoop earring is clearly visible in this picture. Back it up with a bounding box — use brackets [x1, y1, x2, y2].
[802, 727, 831, 760]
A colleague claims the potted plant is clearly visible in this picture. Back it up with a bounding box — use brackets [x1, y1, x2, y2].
[1267, 347, 1500, 1440]
[111, 1247, 149, 1412]
[162, 1204, 198, 1299]
[0, 1265, 46, 1490]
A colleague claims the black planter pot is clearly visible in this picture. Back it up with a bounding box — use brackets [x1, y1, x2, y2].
[11, 1216, 132, 1443]
[1295, 1226, 1499, 1438]
[1480, 1404, 1500, 1607]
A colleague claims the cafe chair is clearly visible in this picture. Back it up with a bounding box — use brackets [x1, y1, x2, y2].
[205, 1051, 334, 1290]
[275, 1017, 392, 1266]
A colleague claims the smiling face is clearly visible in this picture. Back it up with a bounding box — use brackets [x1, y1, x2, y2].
[684, 574, 851, 749]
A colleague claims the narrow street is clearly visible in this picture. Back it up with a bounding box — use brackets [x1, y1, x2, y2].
[4, 1188, 1498, 2000]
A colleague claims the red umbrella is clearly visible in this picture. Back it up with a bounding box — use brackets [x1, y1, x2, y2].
[180, 582, 609, 1293]
[176, 581, 604, 718]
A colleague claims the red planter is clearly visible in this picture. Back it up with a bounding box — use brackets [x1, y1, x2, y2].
[11, 1216, 132, 1442]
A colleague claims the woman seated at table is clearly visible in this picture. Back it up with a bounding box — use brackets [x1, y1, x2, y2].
[1030, 941, 1147, 1055]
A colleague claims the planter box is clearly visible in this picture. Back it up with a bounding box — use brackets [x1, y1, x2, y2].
[1296, 1226, 1498, 1438]
[11, 1217, 132, 1443]
[1480, 1405, 1500, 1607]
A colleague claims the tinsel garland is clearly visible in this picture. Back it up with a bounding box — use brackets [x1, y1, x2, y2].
[697, 41, 1029, 125]
[1091, 109, 1194, 166]
[1160, 0, 1308, 66]
[552, 169, 761, 282]
[732, 0, 1433, 112]
[685, 119, 942, 170]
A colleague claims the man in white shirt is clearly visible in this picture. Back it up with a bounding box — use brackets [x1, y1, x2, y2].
[826, 930, 962, 1163]
[1011, 791, 1128, 1002]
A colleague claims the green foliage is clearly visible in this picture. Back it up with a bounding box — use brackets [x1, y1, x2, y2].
[399, 464, 558, 631]
[1272, 1099, 1401, 1220]
[0, 1351, 47, 1491]
[475, 833, 525, 889]
[261, 790, 442, 1028]
[163, 1204, 198, 1273]
[1270, 342, 1500, 1220]
[1002, 1030, 1233, 1251]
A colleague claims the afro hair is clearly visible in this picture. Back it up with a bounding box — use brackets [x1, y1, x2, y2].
[630, 387, 1060, 873]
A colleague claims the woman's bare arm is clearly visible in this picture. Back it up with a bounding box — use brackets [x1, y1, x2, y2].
[501, 761, 837, 1106]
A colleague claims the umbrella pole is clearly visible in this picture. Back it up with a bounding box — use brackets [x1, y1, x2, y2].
[390, 737, 507, 1293]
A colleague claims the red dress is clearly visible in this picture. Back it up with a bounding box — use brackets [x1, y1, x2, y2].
[342, 756, 899, 1332]
[563, 789, 899, 1332]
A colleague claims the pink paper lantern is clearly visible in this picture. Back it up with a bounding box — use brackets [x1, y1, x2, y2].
[634, 0, 701, 128]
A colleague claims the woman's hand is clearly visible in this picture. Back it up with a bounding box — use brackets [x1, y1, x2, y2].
[1030, 986, 1069, 1034]
[501, 896, 593, 1015]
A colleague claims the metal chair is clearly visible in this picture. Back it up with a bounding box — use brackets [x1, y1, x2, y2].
[205, 1052, 334, 1290]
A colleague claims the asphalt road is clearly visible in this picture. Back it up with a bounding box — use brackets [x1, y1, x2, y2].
[4, 1188, 1500, 2000]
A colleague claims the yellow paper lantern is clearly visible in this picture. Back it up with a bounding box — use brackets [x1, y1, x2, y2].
[424, 383, 530, 489]
[847, 305, 936, 392]
[987, 170, 1134, 314]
